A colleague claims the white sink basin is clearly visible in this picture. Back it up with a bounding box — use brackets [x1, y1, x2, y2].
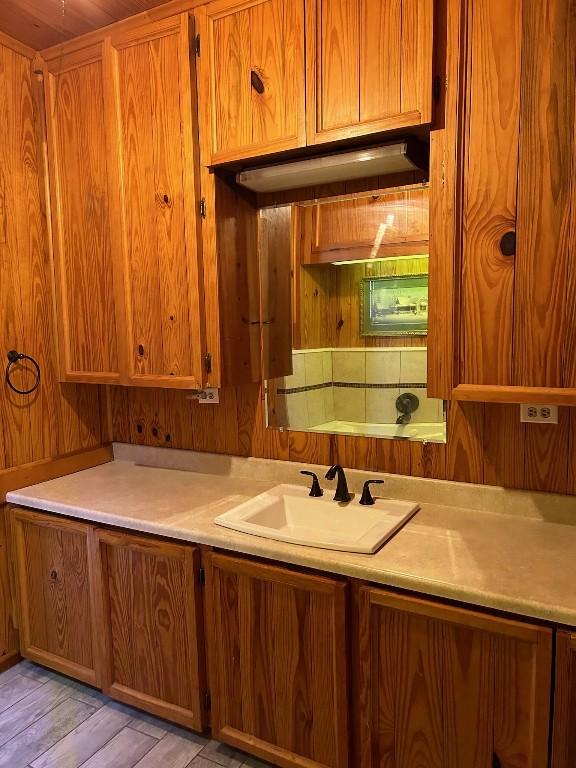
[215, 484, 419, 554]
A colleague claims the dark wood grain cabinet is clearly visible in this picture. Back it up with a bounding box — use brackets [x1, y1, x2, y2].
[206, 552, 349, 768]
[11, 507, 99, 685]
[6, 506, 570, 768]
[552, 631, 576, 768]
[90, 528, 207, 730]
[357, 588, 552, 768]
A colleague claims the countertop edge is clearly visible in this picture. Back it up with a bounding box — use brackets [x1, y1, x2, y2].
[7, 493, 574, 630]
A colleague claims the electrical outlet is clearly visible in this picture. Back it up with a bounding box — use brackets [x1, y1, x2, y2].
[186, 388, 220, 404]
[520, 404, 558, 424]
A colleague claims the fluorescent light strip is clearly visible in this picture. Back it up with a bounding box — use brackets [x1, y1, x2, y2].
[331, 254, 430, 266]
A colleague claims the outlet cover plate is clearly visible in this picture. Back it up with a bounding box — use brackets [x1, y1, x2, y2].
[520, 404, 558, 424]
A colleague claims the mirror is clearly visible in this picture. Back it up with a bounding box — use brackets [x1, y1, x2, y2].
[259, 183, 446, 443]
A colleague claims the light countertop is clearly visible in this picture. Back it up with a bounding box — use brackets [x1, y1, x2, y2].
[6, 448, 576, 628]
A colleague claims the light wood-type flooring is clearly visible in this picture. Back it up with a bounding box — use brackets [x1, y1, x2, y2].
[0, 661, 270, 768]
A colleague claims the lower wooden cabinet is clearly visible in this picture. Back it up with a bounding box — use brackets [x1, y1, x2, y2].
[206, 552, 349, 768]
[90, 529, 206, 730]
[11, 508, 98, 685]
[552, 631, 576, 768]
[357, 588, 552, 768]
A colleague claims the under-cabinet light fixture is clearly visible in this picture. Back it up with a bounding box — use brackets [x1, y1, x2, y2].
[236, 141, 427, 193]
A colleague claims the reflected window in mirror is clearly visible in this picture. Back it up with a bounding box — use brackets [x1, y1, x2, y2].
[259, 183, 446, 444]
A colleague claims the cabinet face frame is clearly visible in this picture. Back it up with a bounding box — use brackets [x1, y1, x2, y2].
[90, 528, 206, 731]
[205, 552, 349, 768]
[305, 0, 434, 146]
[10, 507, 99, 685]
[195, 0, 306, 165]
[357, 587, 552, 768]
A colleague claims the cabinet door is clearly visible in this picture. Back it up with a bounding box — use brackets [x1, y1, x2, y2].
[11, 508, 98, 685]
[44, 43, 123, 384]
[109, 15, 206, 387]
[552, 631, 576, 768]
[306, 0, 433, 145]
[207, 553, 349, 768]
[358, 588, 551, 768]
[196, 0, 306, 164]
[91, 529, 206, 730]
[300, 187, 429, 265]
[453, 0, 576, 402]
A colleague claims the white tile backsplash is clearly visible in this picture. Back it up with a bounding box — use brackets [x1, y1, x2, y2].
[366, 388, 400, 423]
[400, 349, 427, 384]
[333, 351, 366, 383]
[286, 391, 308, 429]
[365, 350, 401, 384]
[304, 351, 324, 387]
[307, 388, 327, 426]
[333, 387, 366, 422]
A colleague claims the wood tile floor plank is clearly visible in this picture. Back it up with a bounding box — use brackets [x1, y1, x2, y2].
[31, 701, 135, 768]
[78, 727, 157, 768]
[133, 731, 206, 767]
[0, 674, 45, 713]
[0, 663, 273, 768]
[0, 679, 73, 747]
[0, 697, 96, 768]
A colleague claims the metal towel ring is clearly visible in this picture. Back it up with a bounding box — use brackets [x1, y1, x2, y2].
[5, 350, 41, 395]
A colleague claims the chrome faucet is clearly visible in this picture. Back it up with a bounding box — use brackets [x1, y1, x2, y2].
[325, 464, 351, 503]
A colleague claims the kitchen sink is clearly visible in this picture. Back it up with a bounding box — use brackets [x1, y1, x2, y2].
[214, 484, 419, 554]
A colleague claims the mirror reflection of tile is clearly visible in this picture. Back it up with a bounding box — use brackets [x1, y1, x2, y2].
[271, 348, 446, 443]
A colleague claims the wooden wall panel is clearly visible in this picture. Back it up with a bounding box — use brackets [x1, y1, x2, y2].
[110, 386, 576, 495]
[0, 39, 103, 473]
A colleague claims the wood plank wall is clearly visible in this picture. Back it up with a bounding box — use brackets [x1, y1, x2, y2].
[109, 386, 576, 496]
[0, 37, 104, 473]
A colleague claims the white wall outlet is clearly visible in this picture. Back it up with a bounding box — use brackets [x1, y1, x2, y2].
[186, 388, 220, 404]
[520, 404, 558, 424]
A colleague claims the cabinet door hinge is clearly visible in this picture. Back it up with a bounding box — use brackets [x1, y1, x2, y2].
[199, 197, 207, 219]
[199, 567, 206, 586]
[205, 691, 211, 711]
[204, 352, 212, 374]
[194, 33, 200, 57]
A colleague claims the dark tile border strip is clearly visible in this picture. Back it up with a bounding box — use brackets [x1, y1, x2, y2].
[277, 382, 429, 395]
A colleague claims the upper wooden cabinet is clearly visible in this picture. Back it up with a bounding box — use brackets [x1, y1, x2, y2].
[358, 588, 552, 768]
[195, 0, 306, 165]
[10, 507, 99, 686]
[108, 16, 206, 386]
[433, 0, 576, 404]
[206, 552, 349, 768]
[44, 43, 121, 385]
[306, 0, 434, 144]
[43, 14, 209, 389]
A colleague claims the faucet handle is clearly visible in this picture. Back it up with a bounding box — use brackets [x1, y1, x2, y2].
[359, 479, 385, 506]
[300, 471, 323, 497]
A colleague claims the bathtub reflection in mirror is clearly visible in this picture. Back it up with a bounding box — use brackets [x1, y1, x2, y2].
[258, 182, 446, 444]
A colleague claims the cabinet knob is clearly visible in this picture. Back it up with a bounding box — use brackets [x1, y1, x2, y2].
[250, 69, 265, 95]
[499, 231, 516, 256]
[163, 194, 170, 204]
[137, 344, 145, 357]
[493, 754, 501, 768]
[50, 570, 58, 581]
